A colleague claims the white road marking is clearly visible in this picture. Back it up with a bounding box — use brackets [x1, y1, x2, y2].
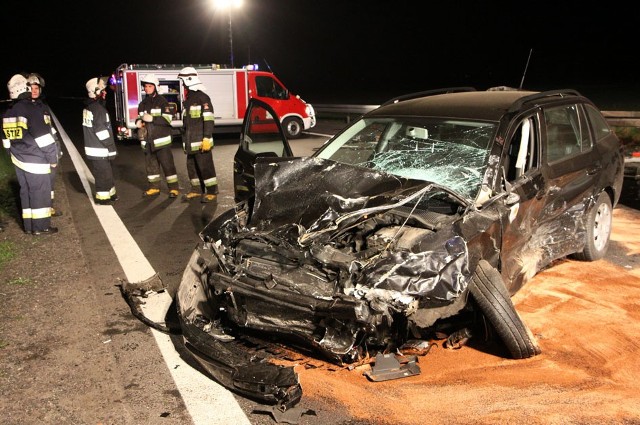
[52, 114, 250, 425]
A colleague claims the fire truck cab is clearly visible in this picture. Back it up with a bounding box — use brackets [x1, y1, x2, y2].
[111, 63, 316, 140]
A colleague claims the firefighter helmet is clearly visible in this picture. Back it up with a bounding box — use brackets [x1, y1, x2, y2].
[178, 67, 205, 91]
[27, 73, 45, 88]
[7, 74, 30, 99]
[86, 77, 108, 99]
[140, 73, 160, 88]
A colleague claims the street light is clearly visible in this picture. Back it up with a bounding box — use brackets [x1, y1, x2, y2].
[212, 0, 243, 68]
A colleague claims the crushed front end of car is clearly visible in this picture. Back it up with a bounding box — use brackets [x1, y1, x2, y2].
[177, 157, 476, 408]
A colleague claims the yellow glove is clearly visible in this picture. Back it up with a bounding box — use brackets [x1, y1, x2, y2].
[201, 138, 213, 152]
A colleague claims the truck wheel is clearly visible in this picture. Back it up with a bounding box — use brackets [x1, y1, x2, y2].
[572, 191, 612, 261]
[469, 260, 541, 359]
[283, 117, 303, 139]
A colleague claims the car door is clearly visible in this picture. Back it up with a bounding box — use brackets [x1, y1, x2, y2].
[500, 103, 602, 292]
[537, 103, 600, 256]
[233, 98, 293, 202]
[498, 112, 549, 293]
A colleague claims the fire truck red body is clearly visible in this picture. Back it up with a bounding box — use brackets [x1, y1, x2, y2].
[112, 63, 316, 139]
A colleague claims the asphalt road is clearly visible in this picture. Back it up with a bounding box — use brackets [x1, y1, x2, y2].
[34, 97, 640, 424]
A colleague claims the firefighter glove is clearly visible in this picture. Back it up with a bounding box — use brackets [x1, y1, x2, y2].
[142, 113, 153, 123]
[201, 138, 213, 152]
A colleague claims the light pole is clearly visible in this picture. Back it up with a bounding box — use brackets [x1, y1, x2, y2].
[212, 0, 243, 68]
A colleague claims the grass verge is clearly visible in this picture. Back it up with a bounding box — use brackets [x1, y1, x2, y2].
[0, 241, 16, 269]
[6, 277, 32, 286]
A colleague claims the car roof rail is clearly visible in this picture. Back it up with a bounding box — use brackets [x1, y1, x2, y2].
[381, 87, 477, 106]
[507, 89, 583, 113]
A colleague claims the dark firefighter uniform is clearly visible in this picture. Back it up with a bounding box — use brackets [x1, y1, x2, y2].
[82, 97, 118, 203]
[33, 98, 63, 213]
[136, 93, 179, 193]
[182, 89, 218, 198]
[2, 95, 57, 233]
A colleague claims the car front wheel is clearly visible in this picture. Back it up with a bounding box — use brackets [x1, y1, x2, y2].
[469, 260, 541, 359]
[282, 117, 303, 139]
[573, 191, 612, 261]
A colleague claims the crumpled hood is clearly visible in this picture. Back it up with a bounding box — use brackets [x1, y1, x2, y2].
[249, 156, 428, 231]
[208, 156, 471, 304]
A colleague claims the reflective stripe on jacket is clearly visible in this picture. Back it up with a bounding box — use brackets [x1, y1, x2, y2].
[137, 93, 174, 152]
[82, 99, 117, 160]
[182, 90, 215, 154]
[2, 98, 58, 173]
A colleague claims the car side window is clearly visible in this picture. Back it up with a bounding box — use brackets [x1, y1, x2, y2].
[506, 115, 539, 182]
[544, 105, 584, 163]
[242, 103, 287, 156]
[584, 104, 612, 143]
[577, 105, 592, 152]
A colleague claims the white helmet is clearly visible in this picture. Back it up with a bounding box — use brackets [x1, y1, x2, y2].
[27, 73, 45, 88]
[178, 67, 205, 91]
[7, 74, 30, 99]
[86, 76, 108, 99]
[140, 73, 160, 88]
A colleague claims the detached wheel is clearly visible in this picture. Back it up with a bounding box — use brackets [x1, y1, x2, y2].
[469, 260, 541, 359]
[282, 117, 303, 139]
[573, 191, 612, 261]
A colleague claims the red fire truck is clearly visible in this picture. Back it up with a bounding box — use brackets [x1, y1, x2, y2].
[111, 63, 316, 139]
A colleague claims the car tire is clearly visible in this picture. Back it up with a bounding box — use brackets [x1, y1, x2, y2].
[469, 260, 541, 359]
[282, 117, 303, 139]
[572, 191, 612, 261]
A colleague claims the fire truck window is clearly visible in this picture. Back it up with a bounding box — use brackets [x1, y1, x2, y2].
[255, 76, 286, 99]
[143, 80, 181, 120]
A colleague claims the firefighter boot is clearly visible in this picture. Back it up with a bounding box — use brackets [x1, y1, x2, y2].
[143, 188, 160, 197]
[32, 226, 59, 236]
[201, 194, 217, 203]
[182, 191, 201, 201]
[169, 189, 180, 198]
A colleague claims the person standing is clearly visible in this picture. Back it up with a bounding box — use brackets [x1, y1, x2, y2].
[82, 77, 118, 205]
[2, 74, 58, 235]
[135, 74, 179, 198]
[177, 67, 219, 202]
[27, 72, 64, 217]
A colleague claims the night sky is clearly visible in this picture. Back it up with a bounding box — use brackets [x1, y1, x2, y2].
[4, 0, 639, 107]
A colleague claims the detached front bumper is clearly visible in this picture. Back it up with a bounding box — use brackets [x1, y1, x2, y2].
[176, 249, 302, 410]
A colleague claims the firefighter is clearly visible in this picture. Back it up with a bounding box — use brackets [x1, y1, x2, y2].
[177, 67, 218, 203]
[82, 77, 118, 205]
[135, 73, 179, 198]
[2, 74, 58, 235]
[27, 72, 64, 217]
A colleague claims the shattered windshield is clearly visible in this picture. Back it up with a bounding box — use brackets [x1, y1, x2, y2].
[315, 117, 496, 199]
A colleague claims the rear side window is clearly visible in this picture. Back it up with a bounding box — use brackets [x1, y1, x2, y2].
[544, 104, 589, 163]
[584, 104, 612, 142]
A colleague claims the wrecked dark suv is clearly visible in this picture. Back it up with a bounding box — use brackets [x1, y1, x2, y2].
[176, 89, 624, 409]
